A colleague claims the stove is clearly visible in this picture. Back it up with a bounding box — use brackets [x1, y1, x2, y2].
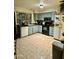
[42, 25, 49, 35]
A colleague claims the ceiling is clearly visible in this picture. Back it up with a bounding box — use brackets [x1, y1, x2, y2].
[14, 0, 61, 12]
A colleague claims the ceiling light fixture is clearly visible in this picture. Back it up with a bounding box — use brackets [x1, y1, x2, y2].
[40, 4, 44, 8]
[39, 0, 44, 8]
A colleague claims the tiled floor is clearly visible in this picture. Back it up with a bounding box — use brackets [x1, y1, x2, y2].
[16, 33, 55, 59]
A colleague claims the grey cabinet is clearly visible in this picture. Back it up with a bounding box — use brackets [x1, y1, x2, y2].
[49, 27, 54, 36]
[38, 25, 42, 33]
[32, 25, 38, 33]
[35, 25, 39, 32]
[54, 27, 60, 39]
[28, 25, 42, 35]
[32, 26, 35, 33]
[28, 26, 33, 35]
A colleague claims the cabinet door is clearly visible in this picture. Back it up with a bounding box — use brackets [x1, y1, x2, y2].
[38, 25, 42, 33]
[49, 27, 54, 36]
[35, 25, 38, 33]
[28, 26, 32, 35]
[32, 26, 35, 33]
[54, 27, 60, 39]
[32, 25, 38, 33]
[21, 27, 28, 37]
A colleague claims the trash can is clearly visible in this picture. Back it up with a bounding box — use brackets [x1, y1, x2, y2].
[53, 40, 64, 59]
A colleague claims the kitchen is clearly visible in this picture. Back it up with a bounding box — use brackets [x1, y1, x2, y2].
[14, 0, 64, 59]
[14, 11, 64, 39]
[14, 12, 55, 38]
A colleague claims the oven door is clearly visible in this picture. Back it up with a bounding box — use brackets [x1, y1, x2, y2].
[42, 25, 49, 35]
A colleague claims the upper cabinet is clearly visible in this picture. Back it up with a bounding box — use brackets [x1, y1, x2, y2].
[15, 12, 32, 26]
[34, 12, 55, 21]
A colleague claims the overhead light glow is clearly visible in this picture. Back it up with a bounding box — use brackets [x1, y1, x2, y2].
[39, 0, 44, 8]
[40, 4, 44, 8]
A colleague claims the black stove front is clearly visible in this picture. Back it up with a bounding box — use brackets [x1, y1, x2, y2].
[42, 25, 49, 35]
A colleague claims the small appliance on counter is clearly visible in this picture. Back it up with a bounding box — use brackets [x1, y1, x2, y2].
[37, 20, 43, 25]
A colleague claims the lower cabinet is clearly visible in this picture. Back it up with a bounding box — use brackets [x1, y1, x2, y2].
[28, 25, 42, 35]
[32, 25, 38, 33]
[28, 26, 32, 35]
[21, 25, 55, 37]
[54, 27, 60, 39]
[49, 27, 54, 36]
[20, 25, 42, 37]
[21, 27, 28, 37]
[38, 25, 42, 33]
[35, 25, 39, 33]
